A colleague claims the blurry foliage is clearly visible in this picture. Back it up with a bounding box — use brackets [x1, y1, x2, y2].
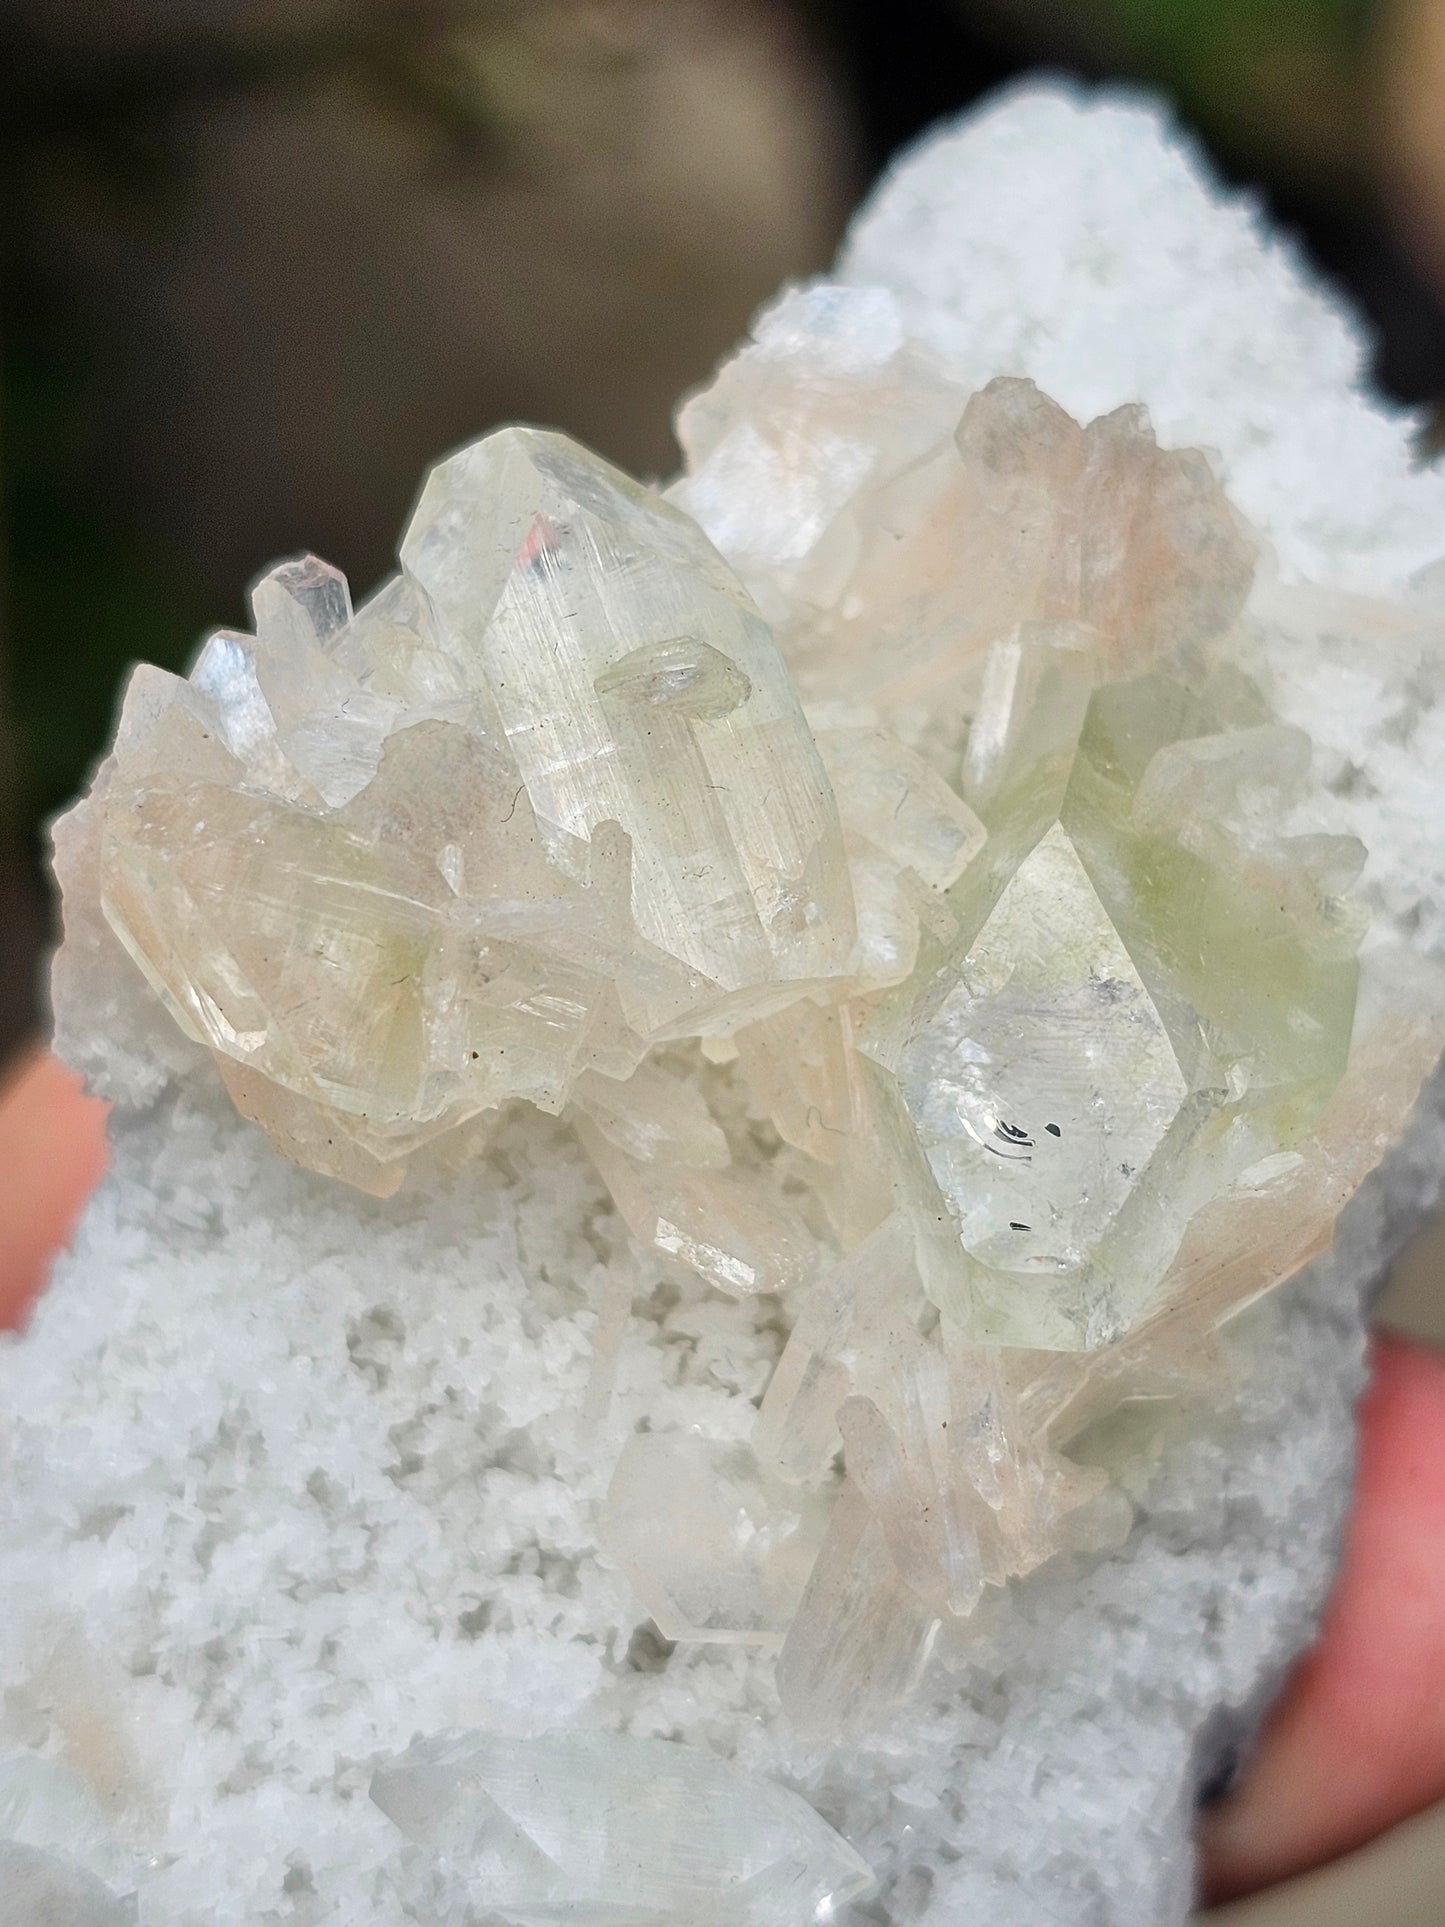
[0, 4, 636, 169]
[971, 0, 1374, 188]
[0, 2, 648, 832]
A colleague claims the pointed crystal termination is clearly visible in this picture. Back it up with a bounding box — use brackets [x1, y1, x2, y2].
[569, 1063, 813, 1297]
[370, 1730, 875, 1926]
[775, 1484, 939, 1739]
[888, 818, 1193, 1348]
[752, 1213, 1120, 1657]
[53, 324, 1415, 1757]
[600, 1433, 829, 1644]
[85, 428, 856, 1189]
[401, 427, 855, 1024]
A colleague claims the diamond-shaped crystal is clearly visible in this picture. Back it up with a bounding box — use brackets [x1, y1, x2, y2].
[863, 637, 1362, 1349]
[895, 820, 1189, 1277]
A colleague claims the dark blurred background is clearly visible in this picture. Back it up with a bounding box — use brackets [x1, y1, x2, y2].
[4, 0, 1445, 1068]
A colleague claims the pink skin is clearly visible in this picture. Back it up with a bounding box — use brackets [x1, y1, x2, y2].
[1, 1053, 1441, 1903]
[1199, 1330, 1445, 1902]
[0, 1048, 108, 1331]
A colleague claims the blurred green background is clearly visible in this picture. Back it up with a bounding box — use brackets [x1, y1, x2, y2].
[3, 0, 1445, 1064]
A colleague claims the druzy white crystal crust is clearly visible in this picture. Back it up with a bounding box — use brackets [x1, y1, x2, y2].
[9, 80, 1445, 1927]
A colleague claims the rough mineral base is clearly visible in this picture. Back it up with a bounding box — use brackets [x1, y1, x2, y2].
[10, 82, 1445, 1927]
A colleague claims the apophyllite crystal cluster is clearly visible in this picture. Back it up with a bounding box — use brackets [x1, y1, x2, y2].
[79, 274, 1411, 1760]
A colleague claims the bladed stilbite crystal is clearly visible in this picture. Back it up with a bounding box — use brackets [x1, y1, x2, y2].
[368, 1730, 876, 1924]
[775, 1484, 940, 1739]
[68, 297, 1419, 1786]
[93, 428, 855, 1192]
[601, 1433, 828, 1643]
[671, 294, 1256, 717]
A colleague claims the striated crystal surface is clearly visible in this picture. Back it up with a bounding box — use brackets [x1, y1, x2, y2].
[93, 431, 854, 1191]
[859, 642, 1365, 1349]
[775, 1483, 939, 1739]
[570, 1062, 812, 1298]
[369, 1730, 875, 1925]
[400, 431, 855, 1009]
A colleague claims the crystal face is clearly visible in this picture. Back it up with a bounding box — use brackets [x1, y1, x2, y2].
[369, 1731, 875, 1925]
[0, 1843, 131, 1927]
[57, 277, 1430, 1779]
[601, 1433, 828, 1643]
[897, 821, 1189, 1288]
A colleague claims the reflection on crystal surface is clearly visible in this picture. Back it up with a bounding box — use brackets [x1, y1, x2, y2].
[370, 1730, 875, 1925]
[860, 637, 1364, 1349]
[401, 428, 854, 1006]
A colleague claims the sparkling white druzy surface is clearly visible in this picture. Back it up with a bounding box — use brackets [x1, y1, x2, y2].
[8, 80, 1445, 1927]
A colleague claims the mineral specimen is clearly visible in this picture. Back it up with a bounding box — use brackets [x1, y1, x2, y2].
[0, 1754, 135, 1926]
[68, 318, 1421, 1751]
[32, 81, 1445, 1927]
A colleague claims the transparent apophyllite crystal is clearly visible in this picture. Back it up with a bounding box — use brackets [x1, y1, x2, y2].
[87, 428, 854, 1190]
[861, 631, 1366, 1349]
[369, 1730, 874, 1926]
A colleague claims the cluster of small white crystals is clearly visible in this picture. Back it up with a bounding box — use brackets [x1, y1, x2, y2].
[10, 82, 1445, 1927]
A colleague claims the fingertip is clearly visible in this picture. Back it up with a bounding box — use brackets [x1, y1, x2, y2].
[0, 1044, 110, 1329]
[1199, 1331, 1445, 1903]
